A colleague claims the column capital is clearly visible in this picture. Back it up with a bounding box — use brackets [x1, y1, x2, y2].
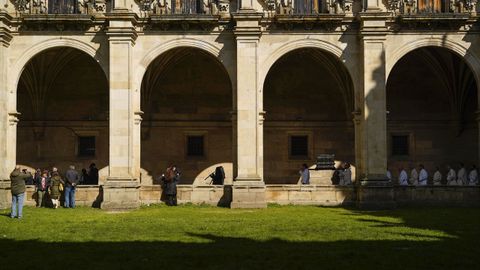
[8, 112, 20, 126]
[134, 111, 143, 125]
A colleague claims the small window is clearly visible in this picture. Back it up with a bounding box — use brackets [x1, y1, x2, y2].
[290, 135, 309, 158]
[187, 135, 204, 157]
[392, 135, 409, 156]
[78, 136, 95, 157]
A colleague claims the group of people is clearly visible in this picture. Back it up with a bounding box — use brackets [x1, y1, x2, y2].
[299, 162, 353, 186]
[392, 163, 479, 186]
[9, 163, 98, 219]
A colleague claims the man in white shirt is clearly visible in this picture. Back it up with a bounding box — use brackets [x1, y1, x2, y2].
[299, 163, 310, 185]
[398, 167, 409, 186]
[433, 166, 442, 185]
[410, 166, 418, 185]
[446, 165, 457, 185]
[468, 165, 478, 186]
[418, 164, 428, 186]
[457, 163, 467, 186]
[386, 169, 392, 182]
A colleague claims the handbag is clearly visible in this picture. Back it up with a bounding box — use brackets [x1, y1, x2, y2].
[59, 183, 64, 192]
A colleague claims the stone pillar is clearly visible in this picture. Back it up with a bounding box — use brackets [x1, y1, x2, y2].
[476, 110, 480, 164]
[356, 12, 395, 209]
[230, 10, 266, 208]
[101, 10, 141, 211]
[0, 12, 13, 209]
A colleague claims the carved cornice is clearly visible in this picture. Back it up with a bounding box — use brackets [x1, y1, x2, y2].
[358, 12, 390, 37]
[105, 11, 139, 44]
[0, 12, 12, 46]
[232, 10, 263, 39]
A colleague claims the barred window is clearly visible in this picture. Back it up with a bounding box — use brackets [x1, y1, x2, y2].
[290, 135, 309, 158]
[392, 135, 409, 156]
[78, 136, 95, 157]
[187, 135, 205, 157]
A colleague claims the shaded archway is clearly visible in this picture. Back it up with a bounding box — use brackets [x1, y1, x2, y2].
[140, 47, 233, 185]
[263, 48, 355, 184]
[386, 46, 478, 180]
[16, 47, 109, 183]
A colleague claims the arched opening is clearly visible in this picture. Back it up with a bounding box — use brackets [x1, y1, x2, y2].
[387, 46, 478, 180]
[16, 47, 109, 184]
[140, 47, 233, 185]
[263, 48, 355, 184]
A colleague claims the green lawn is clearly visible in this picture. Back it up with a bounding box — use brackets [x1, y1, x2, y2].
[0, 205, 478, 269]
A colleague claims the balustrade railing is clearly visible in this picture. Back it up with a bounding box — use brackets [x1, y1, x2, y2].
[141, 0, 221, 15]
[13, 0, 106, 15]
[276, 0, 352, 15]
[393, 0, 478, 15]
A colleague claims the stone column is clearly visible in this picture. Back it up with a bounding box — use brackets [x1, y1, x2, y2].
[230, 10, 266, 208]
[0, 12, 13, 209]
[356, 12, 395, 209]
[476, 110, 480, 164]
[101, 10, 141, 211]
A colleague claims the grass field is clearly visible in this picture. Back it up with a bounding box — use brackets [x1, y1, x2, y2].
[0, 204, 478, 269]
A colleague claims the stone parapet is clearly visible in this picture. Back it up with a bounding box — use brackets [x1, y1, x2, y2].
[231, 181, 267, 208]
[101, 180, 140, 211]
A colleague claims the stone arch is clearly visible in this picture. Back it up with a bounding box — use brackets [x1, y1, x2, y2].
[11, 37, 107, 97]
[137, 38, 233, 90]
[387, 38, 480, 85]
[260, 39, 349, 90]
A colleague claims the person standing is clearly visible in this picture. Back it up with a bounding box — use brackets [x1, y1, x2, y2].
[457, 163, 467, 186]
[418, 164, 428, 186]
[49, 171, 64, 209]
[446, 165, 457, 185]
[35, 170, 49, 207]
[10, 166, 32, 219]
[162, 165, 180, 206]
[80, 168, 89, 185]
[342, 162, 352, 185]
[468, 165, 478, 186]
[64, 165, 79, 208]
[89, 163, 99, 185]
[398, 167, 409, 186]
[410, 166, 419, 185]
[299, 164, 310, 185]
[386, 169, 392, 182]
[433, 166, 442, 186]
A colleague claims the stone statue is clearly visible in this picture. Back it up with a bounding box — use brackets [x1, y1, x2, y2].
[77, 0, 89, 14]
[14, 0, 30, 13]
[202, 0, 209, 14]
[31, 0, 46, 14]
[279, 0, 292, 14]
[154, 0, 171, 14]
[403, 0, 416, 14]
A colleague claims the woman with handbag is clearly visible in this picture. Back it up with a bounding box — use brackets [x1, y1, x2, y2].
[49, 171, 64, 209]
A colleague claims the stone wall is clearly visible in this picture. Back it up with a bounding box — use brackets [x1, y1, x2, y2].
[11, 185, 479, 208]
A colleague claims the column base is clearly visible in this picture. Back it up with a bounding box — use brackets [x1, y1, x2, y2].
[0, 180, 11, 209]
[231, 179, 267, 209]
[357, 178, 396, 209]
[101, 179, 140, 211]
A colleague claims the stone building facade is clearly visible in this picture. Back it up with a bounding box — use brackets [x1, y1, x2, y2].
[0, 0, 479, 209]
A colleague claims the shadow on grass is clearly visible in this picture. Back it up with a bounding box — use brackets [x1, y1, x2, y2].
[0, 232, 477, 270]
